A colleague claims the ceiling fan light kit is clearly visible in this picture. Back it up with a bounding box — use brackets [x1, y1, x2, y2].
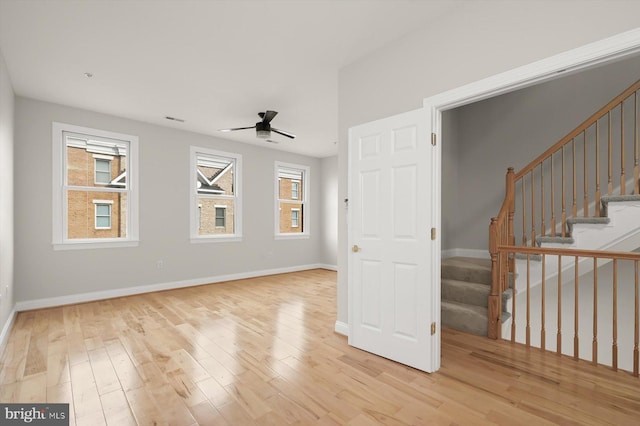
[219, 110, 296, 141]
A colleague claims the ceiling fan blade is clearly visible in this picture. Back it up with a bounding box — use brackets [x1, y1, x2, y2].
[262, 110, 278, 124]
[218, 126, 255, 132]
[271, 127, 296, 139]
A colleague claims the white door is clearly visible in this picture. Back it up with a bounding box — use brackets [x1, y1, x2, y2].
[348, 108, 437, 372]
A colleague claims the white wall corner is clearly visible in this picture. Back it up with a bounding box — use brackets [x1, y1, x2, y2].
[334, 320, 349, 336]
[0, 306, 17, 360]
[318, 264, 338, 271]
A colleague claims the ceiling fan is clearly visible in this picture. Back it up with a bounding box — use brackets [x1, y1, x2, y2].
[219, 110, 296, 143]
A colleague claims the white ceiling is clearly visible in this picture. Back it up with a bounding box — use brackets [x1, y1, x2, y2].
[0, 0, 464, 158]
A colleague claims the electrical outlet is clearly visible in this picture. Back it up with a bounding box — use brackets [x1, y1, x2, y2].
[156, 260, 164, 270]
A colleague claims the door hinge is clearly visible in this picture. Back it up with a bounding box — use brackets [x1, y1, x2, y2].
[431, 322, 437, 335]
[431, 133, 436, 146]
[431, 227, 436, 240]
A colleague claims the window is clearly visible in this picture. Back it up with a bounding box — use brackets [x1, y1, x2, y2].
[94, 201, 113, 229]
[190, 146, 242, 242]
[52, 122, 139, 250]
[275, 162, 309, 238]
[215, 206, 226, 227]
[94, 157, 112, 184]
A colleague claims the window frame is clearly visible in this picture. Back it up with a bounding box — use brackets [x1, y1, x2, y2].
[93, 200, 113, 230]
[52, 122, 139, 250]
[214, 205, 226, 228]
[275, 161, 310, 239]
[94, 156, 112, 184]
[190, 146, 242, 243]
[291, 208, 300, 228]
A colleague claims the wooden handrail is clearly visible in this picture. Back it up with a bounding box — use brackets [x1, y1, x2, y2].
[515, 78, 640, 180]
[497, 245, 640, 260]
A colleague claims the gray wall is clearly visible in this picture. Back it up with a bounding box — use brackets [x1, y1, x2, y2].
[14, 97, 324, 303]
[0, 50, 14, 337]
[441, 109, 459, 252]
[337, 2, 640, 325]
[449, 54, 640, 251]
[320, 155, 338, 267]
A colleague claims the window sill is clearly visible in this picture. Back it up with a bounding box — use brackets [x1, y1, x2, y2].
[275, 233, 310, 240]
[191, 235, 242, 244]
[53, 239, 139, 251]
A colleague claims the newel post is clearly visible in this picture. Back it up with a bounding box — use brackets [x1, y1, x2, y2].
[488, 217, 500, 339]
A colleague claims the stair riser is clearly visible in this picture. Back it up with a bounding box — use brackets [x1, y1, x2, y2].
[442, 280, 488, 307]
[442, 305, 487, 336]
[441, 265, 491, 285]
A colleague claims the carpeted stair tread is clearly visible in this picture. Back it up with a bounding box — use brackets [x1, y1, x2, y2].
[441, 300, 488, 336]
[600, 194, 640, 203]
[536, 235, 574, 245]
[567, 217, 610, 234]
[441, 257, 491, 285]
[441, 257, 513, 336]
[566, 217, 611, 225]
[600, 194, 640, 216]
[442, 278, 513, 307]
[442, 279, 490, 307]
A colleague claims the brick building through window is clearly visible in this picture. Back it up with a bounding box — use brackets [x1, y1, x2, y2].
[66, 138, 127, 239]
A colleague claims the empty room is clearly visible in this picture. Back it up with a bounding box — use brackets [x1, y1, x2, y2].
[1, 1, 640, 425]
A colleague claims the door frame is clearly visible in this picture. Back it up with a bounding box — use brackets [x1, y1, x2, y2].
[423, 27, 640, 371]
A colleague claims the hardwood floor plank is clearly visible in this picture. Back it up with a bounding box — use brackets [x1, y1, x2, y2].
[124, 386, 166, 426]
[100, 389, 137, 426]
[147, 383, 198, 426]
[165, 368, 209, 408]
[70, 361, 106, 426]
[2, 269, 640, 425]
[188, 400, 229, 426]
[196, 376, 234, 408]
[17, 371, 46, 403]
[0, 327, 30, 384]
[103, 338, 144, 392]
[88, 347, 121, 396]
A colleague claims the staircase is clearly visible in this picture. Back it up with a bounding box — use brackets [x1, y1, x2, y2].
[478, 78, 640, 375]
[445, 78, 640, 343]
[441, 257, 511, 336]
[443, 194, 640, 337]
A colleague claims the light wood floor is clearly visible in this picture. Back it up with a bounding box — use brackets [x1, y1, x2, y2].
[1, 269, 639, 425]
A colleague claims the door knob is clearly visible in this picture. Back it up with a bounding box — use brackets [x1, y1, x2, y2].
[352, 244, 360, 252]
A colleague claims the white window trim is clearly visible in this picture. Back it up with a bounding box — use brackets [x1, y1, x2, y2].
[275, 161, 310, 239]
[214, 205, 227, 228]
[291, 208, 300, 228]
[190, 146, 242, 243]
[291, 180, 300, 200]
[52, 122, 139, 250]
[94, 202, 113, 230]
[94, 157, 112, 185]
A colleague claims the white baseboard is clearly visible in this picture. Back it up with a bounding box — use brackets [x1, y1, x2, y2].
[0, 306, 17, 360]
[317, 264, 338, 271]
[15, 264, 329, 312]
[442, 248, 489, 259]
[334, 320, 349, 336]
